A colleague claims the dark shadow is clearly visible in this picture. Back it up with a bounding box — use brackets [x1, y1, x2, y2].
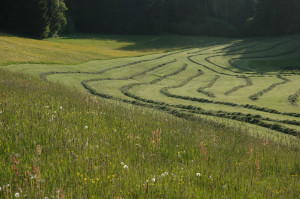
[220, 34, 300, 73]
[59, 33, 236, 51]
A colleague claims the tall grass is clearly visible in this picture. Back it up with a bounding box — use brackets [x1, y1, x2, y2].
[0, 69, 299, 198]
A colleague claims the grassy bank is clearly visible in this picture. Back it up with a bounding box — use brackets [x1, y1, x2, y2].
[0, 33, 230, 66]
[0, 69, 299, 198]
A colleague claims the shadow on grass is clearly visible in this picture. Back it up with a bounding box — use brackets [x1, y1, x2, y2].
[221, 34, 300, 73]
[59, 33, 235, 51]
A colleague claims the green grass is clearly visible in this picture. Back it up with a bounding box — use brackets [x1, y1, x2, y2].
[0, 69, 299, 198]
[0, 33, 300, 198]
[0, 33, 232, 66]
[2, 34, 300, 137]
[249, 58, 300, 72]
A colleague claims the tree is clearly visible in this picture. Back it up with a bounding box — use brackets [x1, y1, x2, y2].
[0, 0, 67, 38]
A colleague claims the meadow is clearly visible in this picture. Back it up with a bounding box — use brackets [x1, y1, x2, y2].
[0, 33, 299, 198]
[3, 34, 300, 138]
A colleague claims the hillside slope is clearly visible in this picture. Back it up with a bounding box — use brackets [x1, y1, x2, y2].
[0, 69, 299, 198]
[3, 34, 300, 138]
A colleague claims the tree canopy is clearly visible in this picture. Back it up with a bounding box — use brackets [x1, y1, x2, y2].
[0, 0, 299, 38]
[0, 0, 67, 38]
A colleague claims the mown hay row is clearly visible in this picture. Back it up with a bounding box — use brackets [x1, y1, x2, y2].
[197, 75, 220, 98]
[249, 75, 290, 101]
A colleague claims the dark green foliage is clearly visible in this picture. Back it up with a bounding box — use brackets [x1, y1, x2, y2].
[242, 0, 300, 36]
[63, 0, 299, 36]
[1, 0, 299, 37]
[0, 0, 67, 38]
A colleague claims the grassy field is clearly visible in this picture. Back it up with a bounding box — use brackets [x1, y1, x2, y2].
[0, 33, 300, 198]
[3, 34, 300, 138]
[0, 33, 231, 66]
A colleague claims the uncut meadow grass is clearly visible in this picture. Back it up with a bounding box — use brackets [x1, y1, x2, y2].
[0, 69, 299, 198]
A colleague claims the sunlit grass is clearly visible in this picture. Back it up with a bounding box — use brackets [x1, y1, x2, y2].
[0, 69, 299, 198]
[0, 33, 157, 66]
[0, 33, 231, 66]
[0, 33, 300, 198]
[2, 34, 300, 139]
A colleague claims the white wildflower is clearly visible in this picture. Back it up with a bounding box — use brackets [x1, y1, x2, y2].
[30, 174, 36, 179]
[123, 165, 128, 169]
[196, 173, 201, 177]
[14, 192, 20, 198]
[223, 185, 227, 189]
[84, 126, 88, 129]
[161, 172, 169, 177]
[121, 162, 124, 165]
[152, 178, 156, 182]
[60, 106, 63, 109]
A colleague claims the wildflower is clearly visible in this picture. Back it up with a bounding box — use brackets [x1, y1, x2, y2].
[121, 162, 124, 165]
[161, 172, 169, 177]
[0, 111, 2, 114]
[30, 174, 36, 179]
[146, 180, 149, 183]
[60, 106, 63, 109]
[152, 178, 156, 182]
[0, 187, 2, 191]
[84, 126, 88, 129]
[196, 173, 201, 177]
[123, 165, 128, 169]
[223, 185, 227, 189]
[209, 176, 213, 179]
[15, 192, 20, 198]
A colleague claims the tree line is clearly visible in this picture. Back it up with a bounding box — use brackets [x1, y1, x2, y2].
[0, 0, 299, 38]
